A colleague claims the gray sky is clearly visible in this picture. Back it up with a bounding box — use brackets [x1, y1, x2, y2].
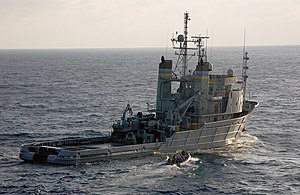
[1, 0, 299, 49]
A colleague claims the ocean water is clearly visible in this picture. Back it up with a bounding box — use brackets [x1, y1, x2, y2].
[0, 46, 299, 194]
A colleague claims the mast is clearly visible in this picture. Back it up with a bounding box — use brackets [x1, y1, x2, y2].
[171, 12, 209, 78]
[241, 30, 249, 103]
[183, 12, 189, 76]
[242, 52, 249, 103]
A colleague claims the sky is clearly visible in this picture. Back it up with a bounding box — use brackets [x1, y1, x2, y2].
[0, 0, 299, 49]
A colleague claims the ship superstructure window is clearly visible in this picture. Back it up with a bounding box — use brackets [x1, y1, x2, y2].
[171, 81, 180, 94]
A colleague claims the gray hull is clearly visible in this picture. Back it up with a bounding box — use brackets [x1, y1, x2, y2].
[161, 112, 249, 152]
[19, 101, 257, 165]
[158, 101, 258, 152]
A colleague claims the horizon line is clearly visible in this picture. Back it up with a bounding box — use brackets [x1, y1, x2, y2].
[0, 44, 299, 50]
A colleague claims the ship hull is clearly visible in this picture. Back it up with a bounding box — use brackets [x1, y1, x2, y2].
[159, 101, 258, 152]
[19, 101, 258, 165]
[161, 112, 249, 152]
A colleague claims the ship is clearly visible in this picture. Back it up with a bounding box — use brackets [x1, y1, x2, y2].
[19, 12, 258, 165]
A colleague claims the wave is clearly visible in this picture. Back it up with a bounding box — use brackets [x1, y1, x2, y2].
[18, 103, 47, 109]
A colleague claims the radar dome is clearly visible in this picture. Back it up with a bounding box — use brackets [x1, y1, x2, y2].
[178, 34, 184, 42]
[227, 69, 234, 76]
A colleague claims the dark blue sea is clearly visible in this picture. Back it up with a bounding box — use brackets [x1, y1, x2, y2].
[0, 46, 299, 194]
